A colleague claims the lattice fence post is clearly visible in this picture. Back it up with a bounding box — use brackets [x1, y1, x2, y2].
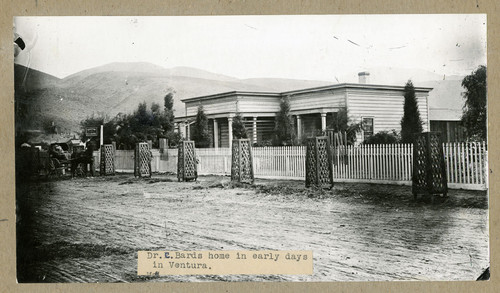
[134, 142, 152, 178]
[177, 140, 197, 182]
[412, 132, 448, 198]
[100, 144, 115, 176]
[305, 136, 333, 189]
[231, 139, 254, 184]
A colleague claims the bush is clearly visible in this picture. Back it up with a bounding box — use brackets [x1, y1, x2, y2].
[363, 131, 400, 145]
[232, 113, 248, 139]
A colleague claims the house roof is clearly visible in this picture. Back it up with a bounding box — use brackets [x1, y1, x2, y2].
[181, 83, 434, 103]
[181, 91, 280, 103]
[282, 83, 433, 95]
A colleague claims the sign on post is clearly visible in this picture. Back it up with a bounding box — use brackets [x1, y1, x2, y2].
[85, 127, 98, 137]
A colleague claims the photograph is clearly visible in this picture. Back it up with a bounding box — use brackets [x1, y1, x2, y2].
[14, 14, 489, 282]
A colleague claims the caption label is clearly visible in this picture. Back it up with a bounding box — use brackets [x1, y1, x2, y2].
[137, 250, 313, 275]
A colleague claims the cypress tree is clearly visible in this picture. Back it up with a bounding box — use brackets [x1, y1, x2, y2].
[163, 92, 175, 133]
[192, 105, 210, 148]
[400, 80, 423, 143]
[274, 96, 296, 145]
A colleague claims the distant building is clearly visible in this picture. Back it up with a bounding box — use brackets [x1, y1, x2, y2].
[175, 72, 433, 147]
[427, 79, 467, 142]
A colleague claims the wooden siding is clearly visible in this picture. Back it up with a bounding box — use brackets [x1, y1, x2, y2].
[185, 96, 237, 117]
[416, 92, 429, 130]
[238, 96, 281, 113]
[347, 89, 429, 135]
[289, 89, 346, 112]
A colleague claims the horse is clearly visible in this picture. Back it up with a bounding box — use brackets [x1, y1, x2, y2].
[71, 147, 95, 177]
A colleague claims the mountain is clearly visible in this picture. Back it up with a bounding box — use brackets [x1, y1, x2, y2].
[61, 63, 240, 86]
[167, 66, 239, 82]
[14, 64, 61, 91]
[61, 62, 171, 85]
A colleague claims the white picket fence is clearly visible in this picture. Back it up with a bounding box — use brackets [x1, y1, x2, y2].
[96, 141, 487, 190]
[331, 144, 414, 183]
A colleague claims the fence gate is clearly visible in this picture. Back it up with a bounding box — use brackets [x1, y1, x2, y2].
[100, 144, 115, 175]
[305, 136, 333, 189]
[412, 132, 448, 197]
[177, 140, 197, 182]
[231, 139, 254, 184]
[159, 138, 168, 160]
[134, 142, 152, 178]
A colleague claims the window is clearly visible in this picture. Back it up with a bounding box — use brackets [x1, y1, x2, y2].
[362, 117, 374, 140]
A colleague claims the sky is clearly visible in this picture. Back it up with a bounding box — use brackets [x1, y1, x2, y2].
[13, 15, 487, 81]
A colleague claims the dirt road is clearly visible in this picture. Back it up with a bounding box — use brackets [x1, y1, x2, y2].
[16, 174, 489, 282]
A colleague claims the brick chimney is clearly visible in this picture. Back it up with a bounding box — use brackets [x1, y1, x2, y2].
[358, 71, 370, 84]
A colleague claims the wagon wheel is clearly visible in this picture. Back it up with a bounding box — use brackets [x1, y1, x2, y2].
[74, 162, 85, 177]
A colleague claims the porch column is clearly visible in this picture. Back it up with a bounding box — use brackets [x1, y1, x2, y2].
[214, 119, 219, 148]
[321, 113, 327, 132]
[252, 117, 257, 144]
[296, 115, 302, 140]
[179, 121, 185, 138]
[185, 120, 190, 140]
[228, 116, 233, 148]
[446, 121, 452, 142]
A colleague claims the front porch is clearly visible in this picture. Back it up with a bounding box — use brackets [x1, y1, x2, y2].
[179, 110, 342, 147]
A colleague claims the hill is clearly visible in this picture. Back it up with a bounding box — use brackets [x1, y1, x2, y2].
[14, 64, 61, 91]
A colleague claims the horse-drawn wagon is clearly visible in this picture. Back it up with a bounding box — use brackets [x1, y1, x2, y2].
[22, 142, 94, 179]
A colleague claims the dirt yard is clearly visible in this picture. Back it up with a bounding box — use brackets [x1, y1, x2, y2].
[16, 174, 489, 282]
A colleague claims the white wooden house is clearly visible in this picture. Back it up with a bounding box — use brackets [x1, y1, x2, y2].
[176, 72, 433, 147]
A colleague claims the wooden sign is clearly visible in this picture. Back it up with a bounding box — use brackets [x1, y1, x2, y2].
[86, 127, 98, 137]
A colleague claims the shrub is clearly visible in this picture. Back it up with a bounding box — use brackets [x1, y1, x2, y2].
[363, 130, 400, 144]
[232, 113, 248, 139]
